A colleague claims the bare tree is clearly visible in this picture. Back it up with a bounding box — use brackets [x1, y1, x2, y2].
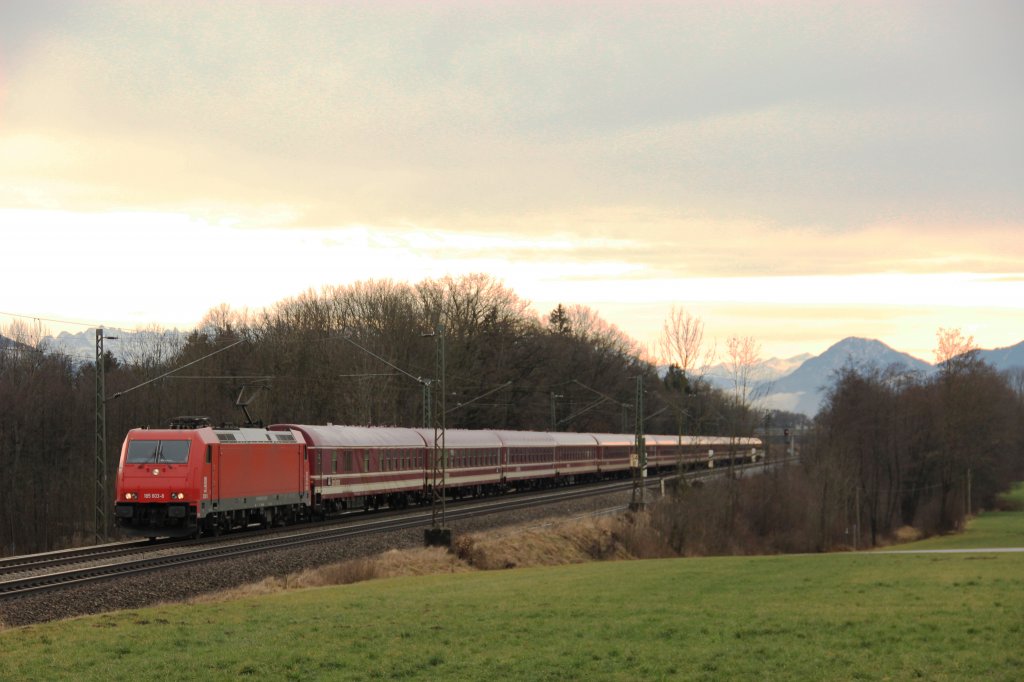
[1007, 367, 1024, 400]
[934, 326, 978, 373]
[658, 305, 714, 386]
[724, 335, 762, 409]
[119, 325, 185, 370]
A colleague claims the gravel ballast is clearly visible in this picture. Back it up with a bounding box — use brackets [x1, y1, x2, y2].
[0, 488, 635, 628]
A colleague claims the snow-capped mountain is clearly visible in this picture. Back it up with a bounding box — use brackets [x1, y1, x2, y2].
[762, 337, 933, 415]
[977, 340, 1024, 374]
[704, 353, 813, 387]
[40, 328, 186, 365]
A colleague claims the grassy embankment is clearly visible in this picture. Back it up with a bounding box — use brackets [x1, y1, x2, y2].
[891, 482, 1024, 551]
[1, 484, 1022, 681]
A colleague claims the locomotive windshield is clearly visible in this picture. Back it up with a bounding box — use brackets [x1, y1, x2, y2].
[126, 439, 191, 464]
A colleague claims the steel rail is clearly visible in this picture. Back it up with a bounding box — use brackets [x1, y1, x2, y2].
[0, 539, 173, 576]
[0, 458, 784, 601]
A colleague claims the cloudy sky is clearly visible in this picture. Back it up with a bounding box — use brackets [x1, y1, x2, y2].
[1, 1, 1021, 361]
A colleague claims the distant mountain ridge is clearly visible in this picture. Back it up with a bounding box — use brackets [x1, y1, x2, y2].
[976, 340, 1024, 373]
[762, 337, 1024, 416]
[761, 338, 932, 415]
[771, 337, 932, 393]
[37, 328, 186, 364]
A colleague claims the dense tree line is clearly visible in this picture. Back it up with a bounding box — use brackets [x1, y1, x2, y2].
[807, 347, 1024, 547]
[656, 343, 1024, 557]
[0, 275, 745, 556]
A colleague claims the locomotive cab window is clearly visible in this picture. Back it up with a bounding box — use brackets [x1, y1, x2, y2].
[126, 439, 191, 464]
[160, 441, 189, 463]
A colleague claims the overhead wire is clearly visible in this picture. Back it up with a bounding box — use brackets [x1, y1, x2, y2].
[0, 309, 99, 329]
[108, 339, 245, 402]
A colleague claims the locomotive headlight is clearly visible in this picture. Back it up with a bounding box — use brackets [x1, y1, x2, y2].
[172, 492, 185, 500]
[124, 492, 138, 500]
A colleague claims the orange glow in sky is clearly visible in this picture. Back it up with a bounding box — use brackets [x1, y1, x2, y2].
[1, 2, 1021, 362]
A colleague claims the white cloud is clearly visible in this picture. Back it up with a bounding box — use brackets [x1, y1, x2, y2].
[1, 2, 1021, 361]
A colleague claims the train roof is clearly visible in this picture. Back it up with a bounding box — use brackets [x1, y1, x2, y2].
[548, 432, 600, 447]
[590, 433, 635, 447]
[267, 424, 760, 449]
[643, 434, 684, 447]
[126, 426, 302, 445]
[410, 428, 503, 448]
[491, 430, 558, 448]
[270, 424, 427, 448]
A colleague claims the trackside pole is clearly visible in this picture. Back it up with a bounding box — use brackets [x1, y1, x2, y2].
[629, 376, 647, 512]
[424, 325, 452, 548]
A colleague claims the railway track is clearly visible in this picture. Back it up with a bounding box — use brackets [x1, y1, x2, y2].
[0, 459, 783, 602]
[0, 538, 178, 577]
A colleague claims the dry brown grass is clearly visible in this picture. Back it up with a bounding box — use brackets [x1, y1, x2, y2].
[454, 516, 629, 569]
[196, 513, 669, 604]
[892, 525, 924, 544]
[453, 512, 673, 569]
[193, 548, 472, 604]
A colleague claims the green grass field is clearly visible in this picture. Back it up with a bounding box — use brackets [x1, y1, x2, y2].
[2, 492, 1022, 681]
[893, 482, 1024, 551]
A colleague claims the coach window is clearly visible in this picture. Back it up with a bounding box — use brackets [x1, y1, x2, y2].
[332, 451, 338, 474]
[364, 452, 370, 472]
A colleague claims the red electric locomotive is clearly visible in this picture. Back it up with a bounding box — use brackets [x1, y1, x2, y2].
[114, 417, 310, 538]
